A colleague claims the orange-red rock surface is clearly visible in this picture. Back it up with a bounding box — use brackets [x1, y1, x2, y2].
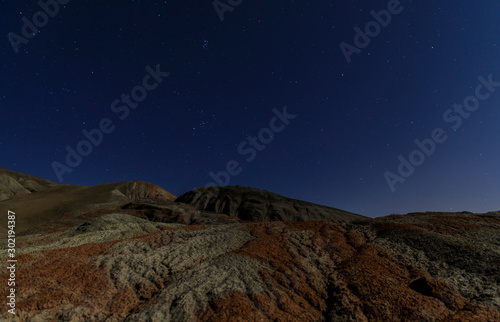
[1, 211, 498, 321]
[0, 169, 498, 321]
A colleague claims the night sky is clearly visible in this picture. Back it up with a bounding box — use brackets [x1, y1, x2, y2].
[1, 1, 500, 217]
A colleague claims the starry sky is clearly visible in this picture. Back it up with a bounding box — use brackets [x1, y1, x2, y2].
[1, 1, 500, 217]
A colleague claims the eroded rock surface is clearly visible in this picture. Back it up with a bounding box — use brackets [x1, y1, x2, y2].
[1, 211, 499, 321]
[0, 170, 498, 321]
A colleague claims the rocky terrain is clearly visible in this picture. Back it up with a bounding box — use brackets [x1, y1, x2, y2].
[0, 169, 499, 321]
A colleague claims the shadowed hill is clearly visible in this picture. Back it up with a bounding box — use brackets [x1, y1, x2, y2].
[176, 185, 366, 222]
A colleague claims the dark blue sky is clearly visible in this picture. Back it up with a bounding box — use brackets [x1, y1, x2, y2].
[1, 1, 499, 217]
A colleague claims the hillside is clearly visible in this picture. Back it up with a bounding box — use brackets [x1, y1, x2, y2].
[0, 177, 175, 235]
[0, 167, 59, 201]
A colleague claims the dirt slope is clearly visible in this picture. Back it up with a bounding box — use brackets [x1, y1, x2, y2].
[0, 181, 176, 235]
[0, 167, 59, 201]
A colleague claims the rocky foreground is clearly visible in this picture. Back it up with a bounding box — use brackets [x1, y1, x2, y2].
[0, 169, 499, 321]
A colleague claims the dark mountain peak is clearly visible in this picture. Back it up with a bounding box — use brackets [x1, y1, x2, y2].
[176, 185, 366, 222]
